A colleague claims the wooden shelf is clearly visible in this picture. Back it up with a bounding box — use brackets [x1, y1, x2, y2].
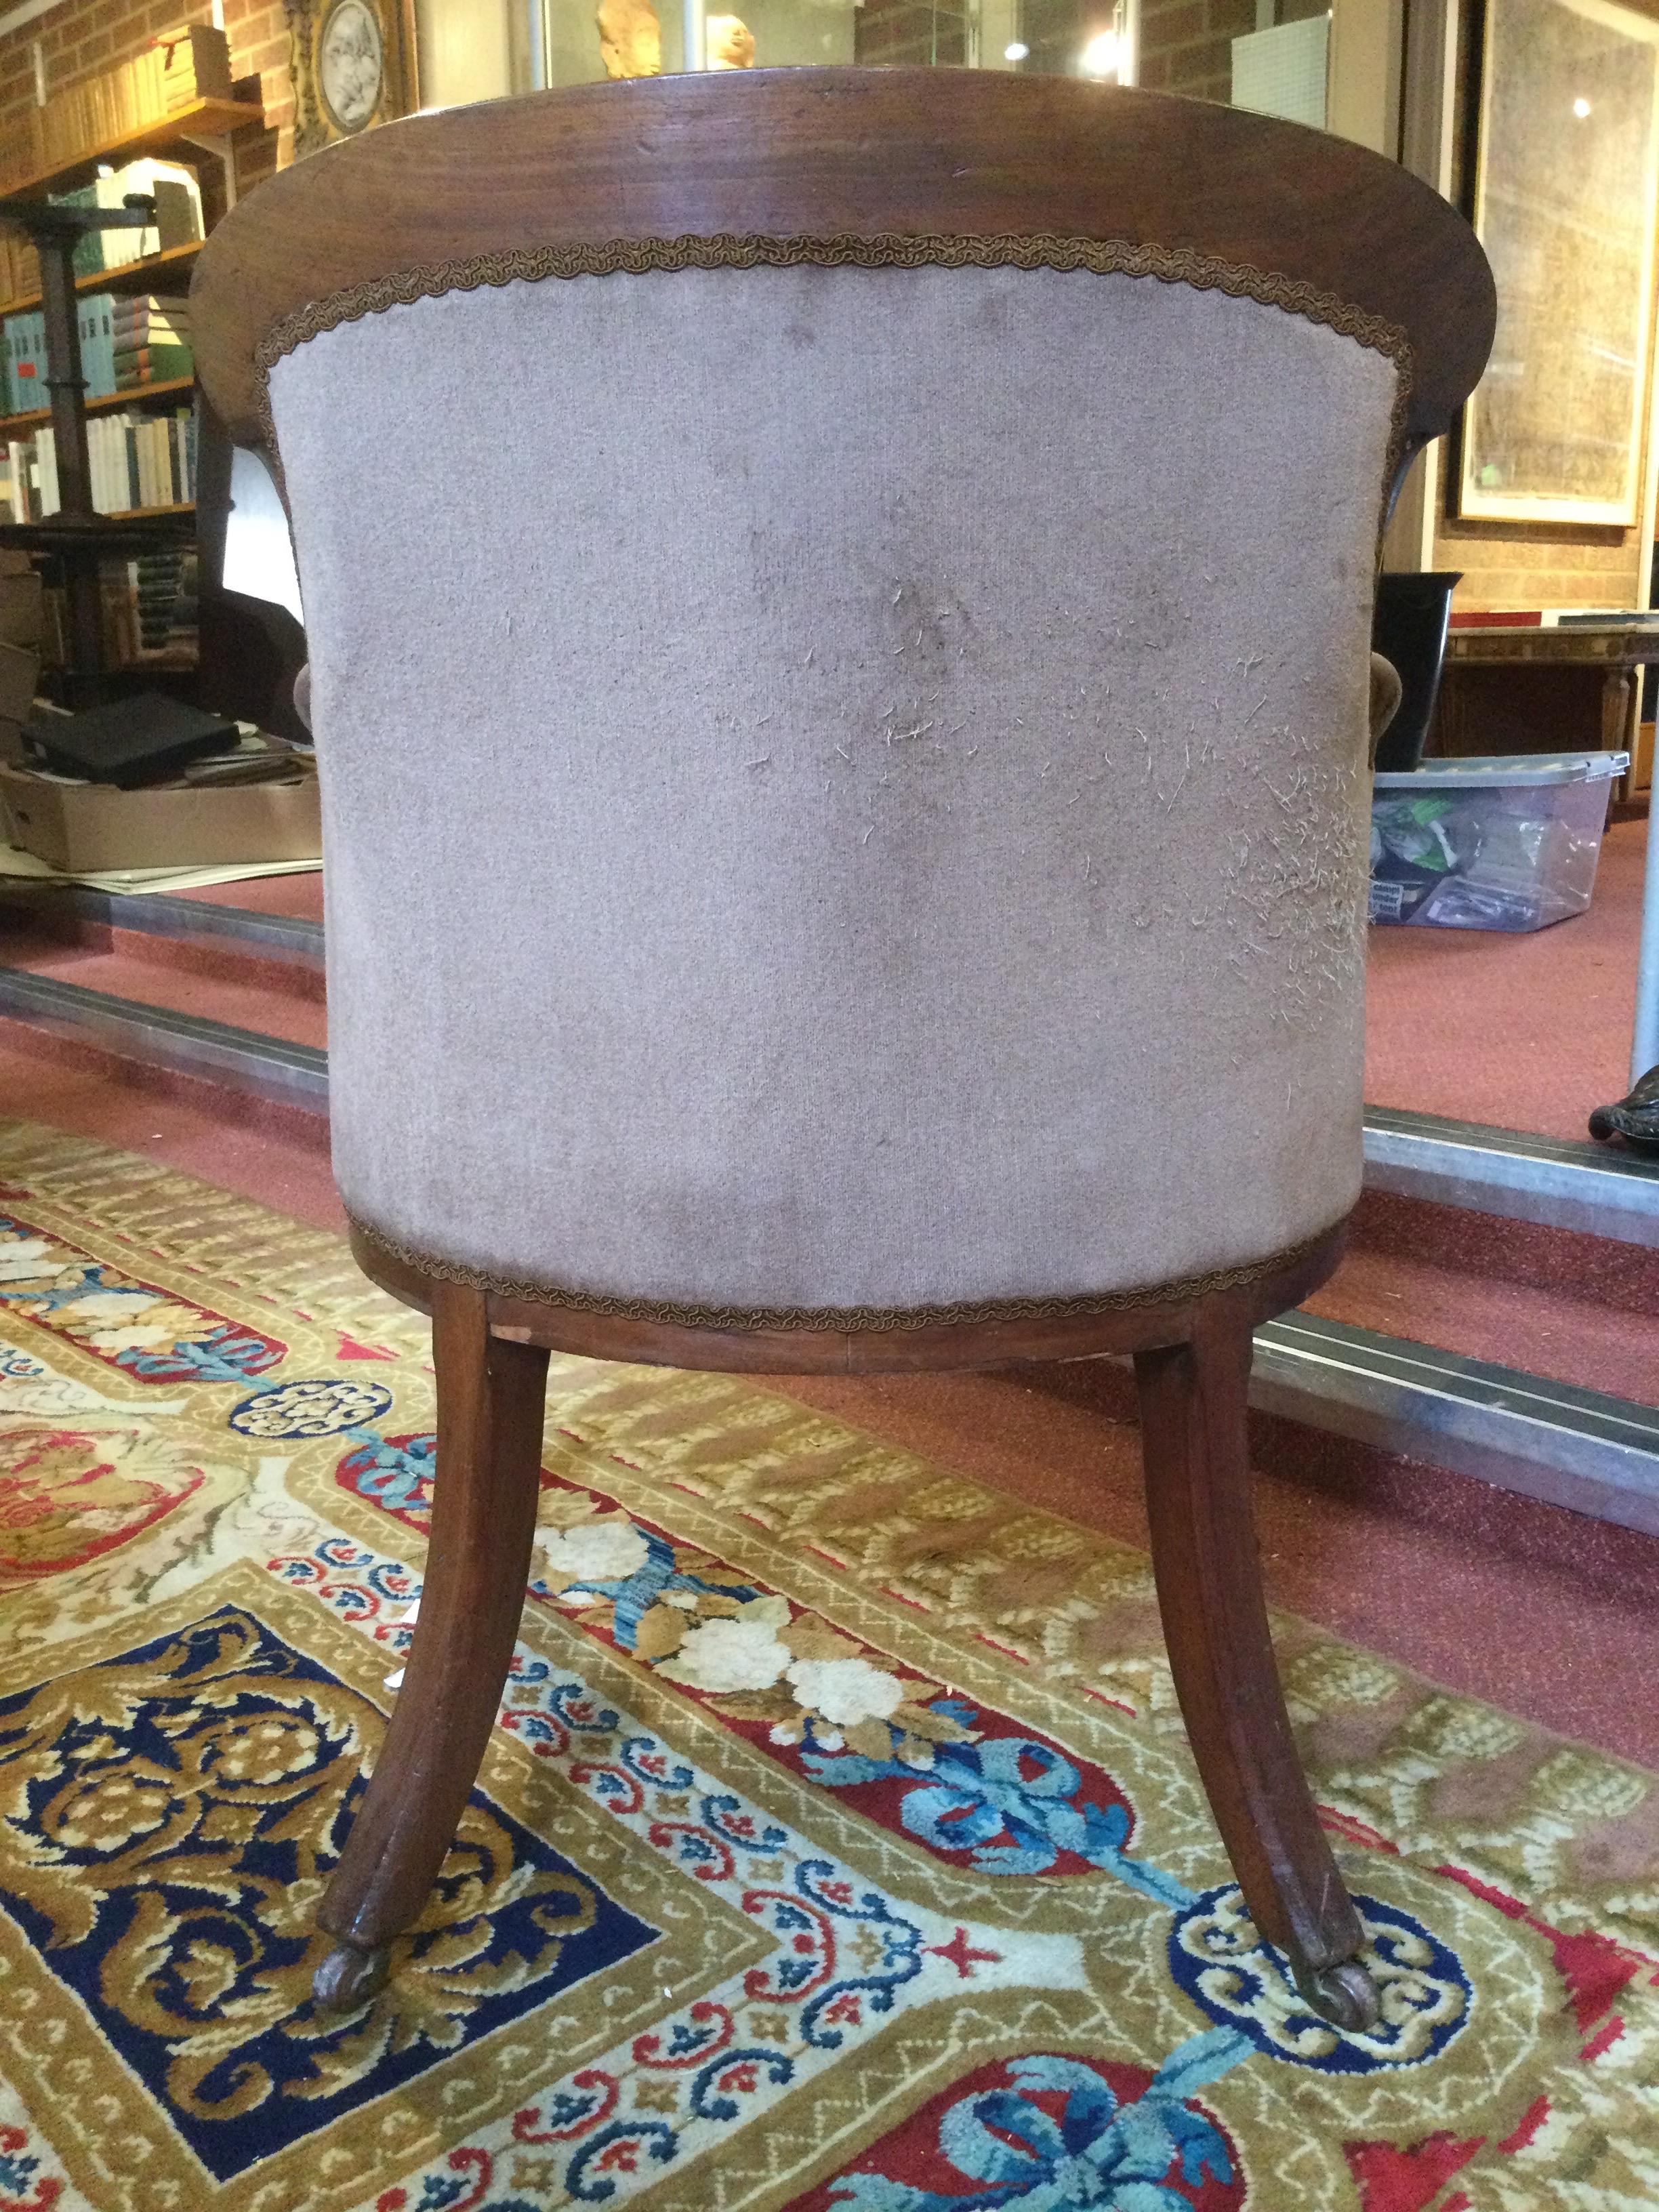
[0, 375, 192, 436]
[105, 500, 192, 520]
[0, 508, 195, 551]
[0, 97, 265, 204]
[0, 239, 202, 322]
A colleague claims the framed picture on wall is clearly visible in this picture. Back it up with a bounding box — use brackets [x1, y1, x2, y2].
[1460, 0, 1659, 525]
[286, 0, 419, 157]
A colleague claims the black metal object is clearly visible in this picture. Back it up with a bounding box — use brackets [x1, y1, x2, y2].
[0, 191, 182, 708]
[1372, 570, 1462, 774]
[30, 691, 237, 785]
[1591, 1065, 1659, 1153]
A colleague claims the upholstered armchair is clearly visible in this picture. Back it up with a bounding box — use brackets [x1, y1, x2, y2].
[194, 67, 1493, 2030]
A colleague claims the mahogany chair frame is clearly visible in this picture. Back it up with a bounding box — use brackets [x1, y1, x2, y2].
[312, 1221, 1382, 2026]
[194, 66, 1494, 2033]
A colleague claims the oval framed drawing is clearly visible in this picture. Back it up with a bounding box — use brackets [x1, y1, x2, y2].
[287, 0, 416, 157]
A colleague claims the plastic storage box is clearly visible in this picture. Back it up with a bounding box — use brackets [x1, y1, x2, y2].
[1370, 752, 1628, 932]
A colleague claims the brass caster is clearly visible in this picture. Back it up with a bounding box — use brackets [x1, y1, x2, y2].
[313, 1941, 391, 2013]
[1294, 1957, 1380, 2031]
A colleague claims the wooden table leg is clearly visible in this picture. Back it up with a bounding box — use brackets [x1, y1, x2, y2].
[1603, 668, 1636, 754]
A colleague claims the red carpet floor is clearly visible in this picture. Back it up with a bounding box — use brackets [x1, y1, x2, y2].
[1365, 813, 1644, 1139]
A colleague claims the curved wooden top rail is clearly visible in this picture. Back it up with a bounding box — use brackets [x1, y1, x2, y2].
[194, 67, 1494, 452]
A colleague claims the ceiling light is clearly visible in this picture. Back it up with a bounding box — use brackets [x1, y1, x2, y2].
[1080, 30, 1121, 77]
[1004, 40, 1029, 59]
[1573, 96, 1591, 117]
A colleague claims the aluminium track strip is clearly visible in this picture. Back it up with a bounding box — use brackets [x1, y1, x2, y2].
[0, 965, 327, 1111]
[67, 886, 325, 970]
[1362, 1104, 1659, 1248]
[1252, 1311, 1659, 1540]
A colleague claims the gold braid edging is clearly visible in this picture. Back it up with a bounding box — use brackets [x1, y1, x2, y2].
[253, 230, 1413, 504]
[346, 1210, 1344, 1334]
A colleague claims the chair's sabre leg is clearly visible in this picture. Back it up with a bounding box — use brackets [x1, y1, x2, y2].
[314, 1278, 550, 2008]
[1134, 1305, 1380, 2032]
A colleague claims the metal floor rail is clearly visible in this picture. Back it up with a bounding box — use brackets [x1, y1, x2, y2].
[1253, 1311, 1659, 1539]
[67, 887, 324, 971]
[1363, 1104, 1659, 1247]
[0, 964, 327, 1111]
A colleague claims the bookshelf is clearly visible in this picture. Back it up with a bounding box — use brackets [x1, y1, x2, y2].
[0, 98, 265, 205]
[0, 374, 194, 440]
[0, 238, 203, 323]
[0, 86, 261, 703]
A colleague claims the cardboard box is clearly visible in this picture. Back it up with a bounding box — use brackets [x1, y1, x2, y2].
[0, 573, 43, 649]
[0, 642, 39, 724]
[0, 720, 25, 766]
[0, 761, 321, 873]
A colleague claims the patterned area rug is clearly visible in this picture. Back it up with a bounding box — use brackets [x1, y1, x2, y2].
[0, 1120, 1655, 2212]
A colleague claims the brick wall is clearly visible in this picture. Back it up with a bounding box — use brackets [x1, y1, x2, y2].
[853, 0, 970, 66]
[0, 0, 291, 202]
[1136, 0, 1254, 102]
[1137, 0, 1334, 108]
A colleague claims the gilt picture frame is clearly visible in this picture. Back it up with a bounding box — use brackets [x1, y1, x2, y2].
[286, 0, 419, 158]
[1460, 0, 1659, 525]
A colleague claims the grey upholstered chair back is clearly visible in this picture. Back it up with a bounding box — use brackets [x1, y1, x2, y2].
[193, 73, 1496, 1332]
[272, 255, 1392, 1322]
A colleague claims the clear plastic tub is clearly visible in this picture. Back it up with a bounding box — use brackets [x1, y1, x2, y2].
[1370, 752, 1629, 933]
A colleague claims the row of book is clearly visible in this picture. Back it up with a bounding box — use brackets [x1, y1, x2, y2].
[0, 27, 233, 192]
[1, 408, 197, 520]
[0, 157, 203, 307]
[2, 297, 192, 419]
[59, 158, 204, 281]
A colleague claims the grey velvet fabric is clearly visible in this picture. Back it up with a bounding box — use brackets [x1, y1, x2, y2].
[270, 260, 1396, 1314]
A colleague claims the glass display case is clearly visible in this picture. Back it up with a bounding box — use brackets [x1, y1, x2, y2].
[413, 0, 1141, 112]
[413, 0, 1338, 128]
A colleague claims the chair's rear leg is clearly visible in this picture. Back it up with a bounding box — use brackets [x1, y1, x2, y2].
[314, 1277, 550, 2010]
[1134, 1305, 1379, 2030]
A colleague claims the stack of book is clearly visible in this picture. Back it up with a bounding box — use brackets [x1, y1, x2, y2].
[2, 406, 196, 519]
[115, 295, 192, 388]
[1, 292, 192, 417]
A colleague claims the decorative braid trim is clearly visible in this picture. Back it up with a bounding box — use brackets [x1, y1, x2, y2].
[346, 1210, 1345, 1334]
[254, 230, 1413, 506]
